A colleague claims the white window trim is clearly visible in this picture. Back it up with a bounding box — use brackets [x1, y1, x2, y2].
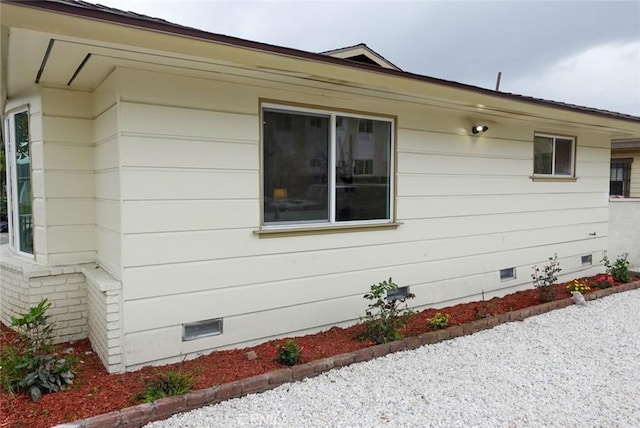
[3, 107, 34, 258]
[261, 103, 395, 231]
[533, 133, 576, 177]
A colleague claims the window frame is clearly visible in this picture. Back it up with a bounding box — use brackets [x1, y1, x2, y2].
[533, 133, 576, 178]
[260, 102, 395, 231]
[3, 106, 34, 257]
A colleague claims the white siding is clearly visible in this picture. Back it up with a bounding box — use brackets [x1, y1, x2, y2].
[116, 67, 609, 370]
[40, 88, 95, 265]
[93, 71, 121, 278]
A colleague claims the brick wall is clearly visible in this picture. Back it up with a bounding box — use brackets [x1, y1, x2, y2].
[0, 247, 89, 343]
[84, 265, 123, 373]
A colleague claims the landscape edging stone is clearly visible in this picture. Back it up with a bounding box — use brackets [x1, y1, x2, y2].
[55, 280, 640, 428]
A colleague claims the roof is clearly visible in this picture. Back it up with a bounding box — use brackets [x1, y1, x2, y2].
[3, 0, 640, 124]
[612, 139, 640, 150]
[321, 43, 402, 71]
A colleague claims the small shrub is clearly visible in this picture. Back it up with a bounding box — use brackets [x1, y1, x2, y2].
[271, 339, 304, 366]
[601, 252, 632, 283]
[358, 278, 415, 344]
[134, 368, 194, 403]
[428, 312, 449, 329]
[566, 279, 590, 294]
[0, 299, 77, 401]
[531, 254, 561, 303]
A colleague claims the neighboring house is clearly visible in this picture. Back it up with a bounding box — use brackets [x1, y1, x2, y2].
[1, 0, 640, 373]
[610, 139, 640, 198]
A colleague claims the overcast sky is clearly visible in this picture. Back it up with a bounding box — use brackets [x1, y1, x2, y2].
[97, 0, 640, 116]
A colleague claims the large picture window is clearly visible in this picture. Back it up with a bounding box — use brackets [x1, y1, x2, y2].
[4, 109, 33, 255]
[262, 105, 393, 226]
[533, 134, 575, 177]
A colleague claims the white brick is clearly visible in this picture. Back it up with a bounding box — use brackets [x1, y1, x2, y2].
[68, 318, 87, 328]
[54, 298, 81, 308]
[67, 290, 86, 299]
[55, 283, 81, 293]
[56, 312, 83, 321]
[67, 275, 86, 284]
[42, 277, 68, 287]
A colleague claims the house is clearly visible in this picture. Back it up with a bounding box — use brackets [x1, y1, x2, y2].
[2, 0, 640, 374]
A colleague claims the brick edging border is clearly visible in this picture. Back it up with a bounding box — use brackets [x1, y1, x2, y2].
[56, 280, 640, 428]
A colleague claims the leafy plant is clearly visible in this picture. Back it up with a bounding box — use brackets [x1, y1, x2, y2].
[271, 339, 304, 366]
[475, 290, 497, 319]
[601, 252, 632, 283]
[531, 254, 561, 303]
[428, 312, 449, 329]
[358, 278, 415, 344]
[134, 368, 195, 403]
[566, 279, 590, 294]
[0, 299, 77, 401]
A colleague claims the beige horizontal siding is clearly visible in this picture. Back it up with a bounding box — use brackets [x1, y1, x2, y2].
[94, 72, 122, 277]
[122, 199, 257, 233]
[112, 67, 613, 370]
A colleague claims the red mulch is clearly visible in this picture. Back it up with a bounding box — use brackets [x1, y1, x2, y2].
[0, 276, 629, 428]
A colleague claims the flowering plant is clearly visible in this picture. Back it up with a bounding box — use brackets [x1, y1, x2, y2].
[270, 340, 304, 366]
[566, 279, 590, 294]
[593, 274, 614, 289]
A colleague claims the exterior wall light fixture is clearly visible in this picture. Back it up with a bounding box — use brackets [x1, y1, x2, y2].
[472, 125, 489, 134]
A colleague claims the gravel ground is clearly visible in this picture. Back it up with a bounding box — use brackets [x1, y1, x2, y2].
[146, 289, 640, 428]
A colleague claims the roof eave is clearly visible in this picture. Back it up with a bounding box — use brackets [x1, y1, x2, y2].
[3, 0, 640, 126]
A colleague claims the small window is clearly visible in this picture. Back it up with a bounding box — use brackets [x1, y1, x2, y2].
[353, 159, 374, 176]
[358, 119, 373, 134]
[500, 267, 516, 281]
[387, 286, 410, 302]
[533, 134, 575, 177]
[182, 318, 223, 341]
[581, 255, 593, 265]
[610, 158, 632, 197]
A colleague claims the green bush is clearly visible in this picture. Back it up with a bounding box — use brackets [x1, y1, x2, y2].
[134, 368, 195, 403]
[271, 339, 304, 366]
[0, 299, 77, 401]
[358, 278, 415, 344]
[531, 254, 561, 303]
[428, 312, 449, 329]
[601, 252, 632, 283]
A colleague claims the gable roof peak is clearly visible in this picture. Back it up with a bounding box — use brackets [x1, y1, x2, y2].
[320, 43, 401, 71]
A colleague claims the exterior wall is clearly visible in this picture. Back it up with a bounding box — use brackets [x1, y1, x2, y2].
[39, 87, 95, 265]
[93, 71, 122, 279]
[0, 247, 88, 343]
[611, 151, 640, 198]
[116, 67, 607, 370]
[1, 77, 123, 371]
[608, 199, 640, 268]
